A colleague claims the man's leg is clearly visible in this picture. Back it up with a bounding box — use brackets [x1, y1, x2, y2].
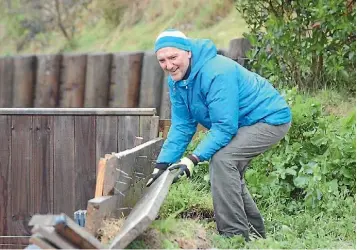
[242, 183, 266, 238]
[237, 160, 266, 238]
[209, 122, 290, 239]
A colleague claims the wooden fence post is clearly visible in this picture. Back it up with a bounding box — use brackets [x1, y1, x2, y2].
[0, 56, 13, 108]
[110, 52, 143, 108]
[228, 38, 251, 66]
[84, 53, 112, 107]
[34, 54, 61, 108]
[59, 53, 87, 108]
[139, 52, 164, 113]
[159, 72, 171, 119]
[13, 55, 36, 107]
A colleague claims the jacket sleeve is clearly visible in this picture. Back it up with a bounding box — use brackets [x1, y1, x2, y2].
[157, 87, 197, 164]
[193, 73, 239, 161]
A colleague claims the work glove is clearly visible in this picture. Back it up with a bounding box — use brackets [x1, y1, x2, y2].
[168, 155, 199, 182]
[146, 155, 199, 187]
[146, 163, 170, 187]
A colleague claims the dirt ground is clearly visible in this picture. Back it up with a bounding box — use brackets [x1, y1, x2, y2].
[96, 218, 212, 249]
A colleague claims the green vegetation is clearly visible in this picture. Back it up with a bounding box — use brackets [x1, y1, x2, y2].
[127, 90, 355, 249]
[0, 0, 355, 248]
[237, 0, 356, 91]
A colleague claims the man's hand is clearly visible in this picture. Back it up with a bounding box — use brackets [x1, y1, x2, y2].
[146, 163, 170, 187]
[168, 155, 199, 182]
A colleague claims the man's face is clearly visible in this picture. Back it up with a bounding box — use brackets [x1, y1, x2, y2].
[156, 47, 191, 81]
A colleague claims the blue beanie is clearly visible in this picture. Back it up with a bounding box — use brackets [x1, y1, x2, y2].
[154, 29, 191, 52]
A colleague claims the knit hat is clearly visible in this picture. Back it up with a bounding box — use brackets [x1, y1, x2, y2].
[154, 29, 191, 52]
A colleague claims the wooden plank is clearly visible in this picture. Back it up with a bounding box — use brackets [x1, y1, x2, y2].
[54, 214, 105, 249]
[159, 72, 171, 119]
[34, 54, 61, 108]
[149, 116, 159, 140]
[134, 136, 143, 147]
[0, 237, 29, 249]
[29, 215, 57, 227]
[84, 53, 112, 108]
[227, 38, 251, 66]
[11, 116, 32, 237]
[158, 119, 171, 139]
[31, 225, 76, 249]
[103, 156, 120, 196]
[0, 56, 14, 107]
[13, 55, 36, 107]
[140, 116, 159, 142]
[53, 116, 75, 216]
[59, 53, 87, 108]
[30, 214, 104, 249]
[29, 233, 57, 249]
[95, 158, 107, 198]
[111, 52, 143, 108]
[109, 169, 175, 249]
[139, 116, 151, 142]
[29, 116, 54, 216]
[25, 244, 41, 249]
[85, 195, 119, 236]
[74, 116, 96, 210]
[0, 116, 11, 237]
[96, 116, 118, 167]
[113, 139, 164, 213]
[139, 52, 164, 111]
[0, 107, 156, 115]
[118, 116, 139, 152]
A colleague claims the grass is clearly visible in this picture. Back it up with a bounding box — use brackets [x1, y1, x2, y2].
[126, 176, 355, 249]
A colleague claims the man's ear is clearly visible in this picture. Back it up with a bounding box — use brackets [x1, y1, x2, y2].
[188, 51, 192, 59]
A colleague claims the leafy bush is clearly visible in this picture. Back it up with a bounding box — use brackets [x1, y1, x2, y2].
[236, 0, 356, 91]
[246, 88, 356, 209]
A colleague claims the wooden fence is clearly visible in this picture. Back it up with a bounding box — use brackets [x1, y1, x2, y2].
[0, 108, 159, 249]
[0, 38, 251, 119]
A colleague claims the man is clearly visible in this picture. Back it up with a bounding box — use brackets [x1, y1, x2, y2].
[146, 29, 291, 241]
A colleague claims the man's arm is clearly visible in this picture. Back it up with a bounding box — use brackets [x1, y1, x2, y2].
[157, 87, 197, 164]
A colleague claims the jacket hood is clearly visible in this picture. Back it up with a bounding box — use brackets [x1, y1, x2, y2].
[174, 38, 217, 87]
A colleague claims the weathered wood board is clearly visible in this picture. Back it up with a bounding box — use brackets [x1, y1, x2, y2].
[109, 170, 176, 249]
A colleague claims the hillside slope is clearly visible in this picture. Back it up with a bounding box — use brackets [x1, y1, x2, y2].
[0, 0, 247, 55]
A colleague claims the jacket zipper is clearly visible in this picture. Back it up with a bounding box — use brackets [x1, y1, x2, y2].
[184, 81, 191, 114]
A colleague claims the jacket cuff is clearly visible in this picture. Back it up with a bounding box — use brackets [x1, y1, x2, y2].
[187, 154, 199, 165]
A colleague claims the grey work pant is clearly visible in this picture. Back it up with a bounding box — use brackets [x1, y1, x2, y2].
[209, 122, 291, 240]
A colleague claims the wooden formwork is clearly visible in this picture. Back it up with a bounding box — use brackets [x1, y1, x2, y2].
[24, 137, 167, 249]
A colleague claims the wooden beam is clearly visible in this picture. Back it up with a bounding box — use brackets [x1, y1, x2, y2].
[95, 157, 109, 198]
[29, 233, 57, 249]
[134, 136, 143, 147]
[0, 108, 156, 115]
[85, 195, 119, 236]
[29, 214, 105, 249]
[31, 225, 76, 249]
[109, 169, 176, 249]
[102, 156, 119, 196]
[54, 214, 104, 249]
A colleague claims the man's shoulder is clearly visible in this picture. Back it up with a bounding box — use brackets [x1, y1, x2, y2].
[199, 55, 238, 78]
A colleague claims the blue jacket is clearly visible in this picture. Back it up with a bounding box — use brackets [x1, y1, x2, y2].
[157, 39, 291, 163]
